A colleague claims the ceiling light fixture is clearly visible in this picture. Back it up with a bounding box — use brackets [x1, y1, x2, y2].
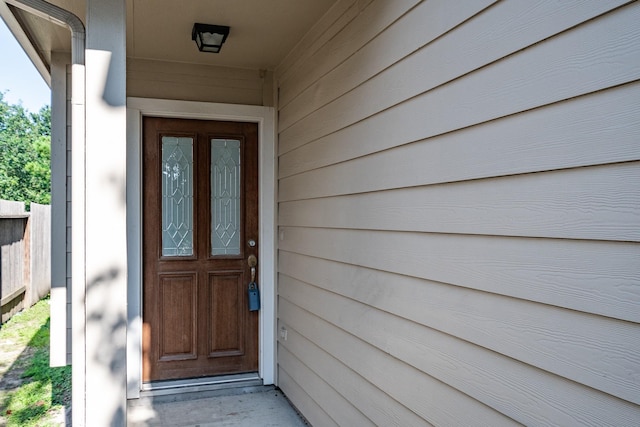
[191, 23, 230, 53]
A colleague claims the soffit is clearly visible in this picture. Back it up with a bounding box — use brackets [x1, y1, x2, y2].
[127, 0, 336, 70]
[9, 0, 336, 71]
[11, 5, 75, 63]
[5, 0, 81, 68]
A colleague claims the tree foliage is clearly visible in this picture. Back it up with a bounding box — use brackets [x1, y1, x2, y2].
[0, 92, 51, 208]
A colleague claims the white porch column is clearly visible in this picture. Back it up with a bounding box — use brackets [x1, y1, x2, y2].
[84, 0, 127, 425]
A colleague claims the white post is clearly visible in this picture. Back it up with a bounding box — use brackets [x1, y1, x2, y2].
[84, 0, 127, 425]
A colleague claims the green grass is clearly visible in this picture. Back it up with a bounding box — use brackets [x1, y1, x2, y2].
[0, 298, 71, 427]
[0, 299, 50, 345]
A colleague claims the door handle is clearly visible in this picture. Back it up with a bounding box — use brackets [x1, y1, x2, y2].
[248, 254, 257, 282]
[247, 255, 259, 311]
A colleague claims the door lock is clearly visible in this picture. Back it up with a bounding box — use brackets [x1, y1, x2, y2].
[248, 254, 257, 267]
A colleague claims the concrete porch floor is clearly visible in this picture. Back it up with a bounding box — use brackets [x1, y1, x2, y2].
[127, 386, 308, 427]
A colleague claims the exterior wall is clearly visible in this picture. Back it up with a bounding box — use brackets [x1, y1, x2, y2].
[127, 58, 274, 107]
[49, 52, 72, 367]
[275, 0, 640, 425]
[65, 62, 72, 364]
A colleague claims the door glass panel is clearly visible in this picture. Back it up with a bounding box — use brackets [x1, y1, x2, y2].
[161, 136, 194, 256]
[211, 139, 241, 255]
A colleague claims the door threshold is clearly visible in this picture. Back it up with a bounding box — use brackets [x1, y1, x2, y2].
[139, 373, 262, 398]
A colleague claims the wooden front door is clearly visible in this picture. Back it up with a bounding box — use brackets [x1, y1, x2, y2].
[142, 117, 259, 382]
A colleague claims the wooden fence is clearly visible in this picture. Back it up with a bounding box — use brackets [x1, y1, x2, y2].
[0, 200, 51, 324]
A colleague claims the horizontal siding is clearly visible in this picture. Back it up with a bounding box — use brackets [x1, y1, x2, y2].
[281, 275, 640, 425]
[278, 0, 414, 108]
[277, 368, 337, 427]
[280, 254, 640, 407]
[276, 0, 372, 88]
[279, 0, 623, 133]
[65, 65, 72, 363]
[280, 162, 640, 241]
[279, 0, 497, 129]
[279, 329, 431, 427]
[127, 58, 268, 106]
[279, 80, 640, 190]
[276, 0, 640, 425]
[279, 227, 640, 323]
[278, 345, 376, 427]
[279, 0, 639, 155]
[280, 297, 517, 426]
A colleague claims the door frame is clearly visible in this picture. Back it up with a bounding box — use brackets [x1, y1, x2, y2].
[126, 98, 277, 398]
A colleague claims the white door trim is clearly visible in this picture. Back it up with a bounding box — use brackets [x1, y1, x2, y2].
[125, 97, 277, 398]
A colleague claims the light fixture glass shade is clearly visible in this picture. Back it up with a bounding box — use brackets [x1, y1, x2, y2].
[192, 23, 230, 53]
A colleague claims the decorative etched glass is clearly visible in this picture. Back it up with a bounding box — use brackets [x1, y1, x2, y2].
[162, 137, 194, 256]
[211, 139, 241, 255]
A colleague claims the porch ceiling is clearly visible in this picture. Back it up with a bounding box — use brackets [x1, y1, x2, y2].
[6, 0, 336, 73]
[127, 0, 336, 70]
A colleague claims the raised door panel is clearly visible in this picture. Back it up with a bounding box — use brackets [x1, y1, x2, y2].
[208, 272, 245, 357]
[158, 273, 197, 361]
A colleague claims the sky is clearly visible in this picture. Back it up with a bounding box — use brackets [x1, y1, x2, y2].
[0, 17, 51, 112]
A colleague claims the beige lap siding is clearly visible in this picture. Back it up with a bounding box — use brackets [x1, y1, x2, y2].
[275, 0, 640, 425]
